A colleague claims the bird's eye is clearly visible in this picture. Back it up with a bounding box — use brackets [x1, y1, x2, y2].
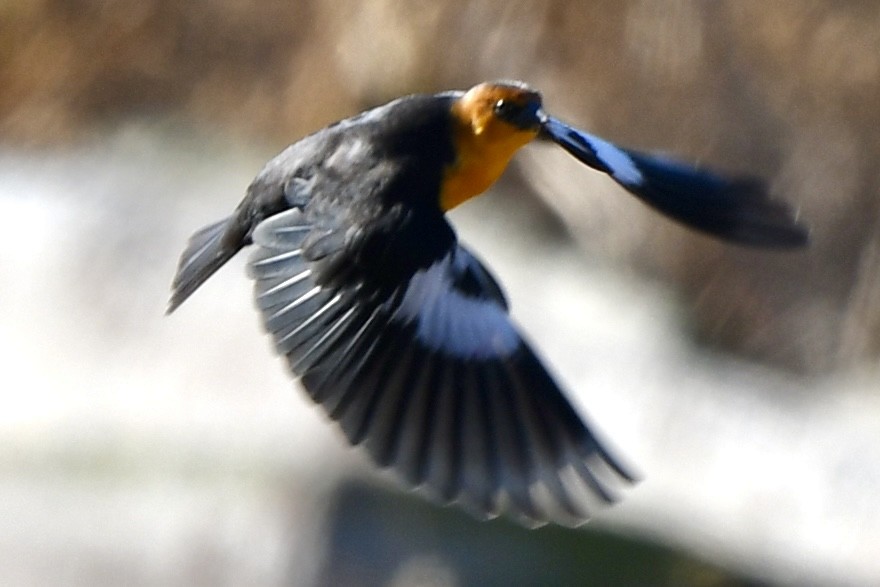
[493, 99, 521, 120]
[492, 97, 541, 130]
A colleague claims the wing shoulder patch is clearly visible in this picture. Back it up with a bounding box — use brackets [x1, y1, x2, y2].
[391, 249, 517, 361]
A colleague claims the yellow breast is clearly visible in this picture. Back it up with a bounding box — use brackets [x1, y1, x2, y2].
[439, 94, 538, 212]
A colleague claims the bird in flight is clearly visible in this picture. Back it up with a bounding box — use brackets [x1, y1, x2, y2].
[168, 81, 808, 526]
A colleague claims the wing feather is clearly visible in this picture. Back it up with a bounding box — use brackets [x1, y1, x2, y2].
[542, 116, 809, 247]
[248, 207, 633, 526]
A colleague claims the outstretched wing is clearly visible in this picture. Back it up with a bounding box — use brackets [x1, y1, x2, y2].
[248, 207, 634, 526]
[541, 116, 809, 248]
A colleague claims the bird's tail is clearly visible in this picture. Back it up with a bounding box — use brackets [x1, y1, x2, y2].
[167, 217, 240, 313]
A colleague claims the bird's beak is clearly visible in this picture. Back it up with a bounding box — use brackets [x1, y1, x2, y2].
[509, 103, 546, 132]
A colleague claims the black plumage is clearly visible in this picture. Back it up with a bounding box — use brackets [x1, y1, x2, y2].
[169, 81, 808, 526]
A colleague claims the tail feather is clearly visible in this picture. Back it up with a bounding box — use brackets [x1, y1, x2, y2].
[167, 218, 239, 313]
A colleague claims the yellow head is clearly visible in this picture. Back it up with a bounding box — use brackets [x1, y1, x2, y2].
[441, 81, 544, 211]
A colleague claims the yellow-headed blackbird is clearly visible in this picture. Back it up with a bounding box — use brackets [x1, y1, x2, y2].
[168, 81, 808, 526]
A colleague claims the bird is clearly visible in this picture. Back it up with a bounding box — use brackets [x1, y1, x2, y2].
[168, 80, 809, 527]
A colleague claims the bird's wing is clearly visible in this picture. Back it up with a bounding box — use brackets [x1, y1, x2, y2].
[248, 207, 633, 526]
[541, 116, 809, 247]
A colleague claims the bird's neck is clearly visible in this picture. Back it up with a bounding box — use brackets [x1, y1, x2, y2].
[440, 106, 537, 211]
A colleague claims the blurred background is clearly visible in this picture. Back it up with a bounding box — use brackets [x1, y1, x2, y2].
[1, 1, 879, 585]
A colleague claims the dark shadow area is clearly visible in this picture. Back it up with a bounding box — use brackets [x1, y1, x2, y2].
[314, 479, 763, 587]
